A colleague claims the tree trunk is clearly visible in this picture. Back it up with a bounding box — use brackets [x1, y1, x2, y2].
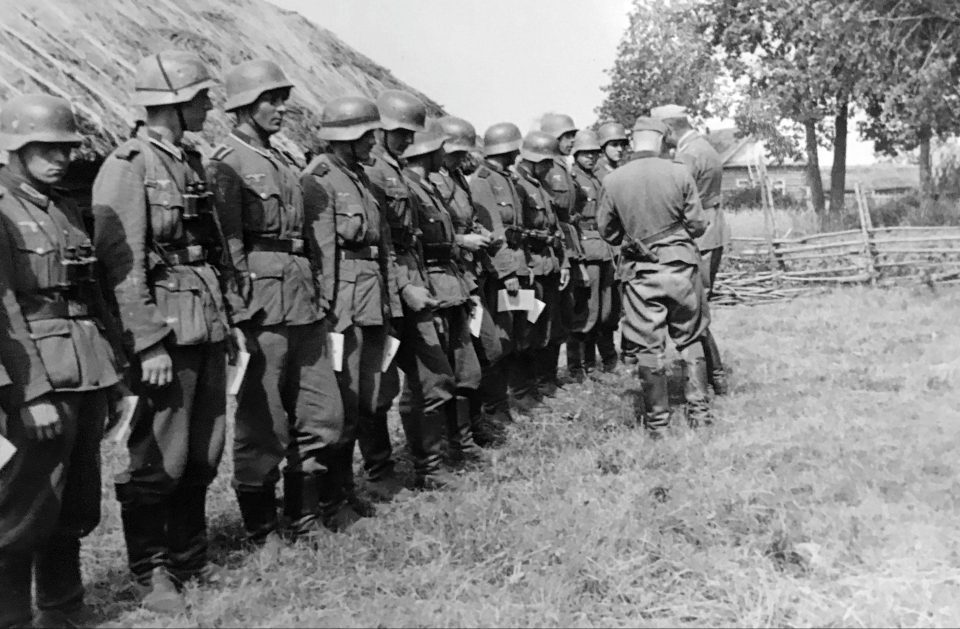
[829, 102, 848, 217]
[804, 118, 825, 215]
[918, 124, 934, 222]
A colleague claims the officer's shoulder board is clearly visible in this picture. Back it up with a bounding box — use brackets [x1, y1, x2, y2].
[209, 144, 234, 162]
[114, 139, 143, 161]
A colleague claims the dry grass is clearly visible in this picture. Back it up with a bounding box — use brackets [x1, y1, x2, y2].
[726, 208, 822, 240]
[78, 286, 960, 627]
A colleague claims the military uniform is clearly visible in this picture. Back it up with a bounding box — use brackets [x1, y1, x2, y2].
[365, 145, 456, 483]
[93, 128, 235, 585]
[469, 160, 528, 415]
[0, 170, 120, 628]
[207, 128, 344, 538]
[597, 147, 711, 432]
[569, 162, 619, 375]
[595, 156, 618, 181]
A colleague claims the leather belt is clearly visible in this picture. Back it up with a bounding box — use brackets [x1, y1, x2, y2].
[20, 296, 90, 321]
[339, 245, 379, 260]
[162, 245, 208, 266]
[249, 236, 307, 255]
[640, 222, 684, 246]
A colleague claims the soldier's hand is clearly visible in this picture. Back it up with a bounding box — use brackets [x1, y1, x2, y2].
[139, 342, 173, 387]
[559, 268, 571, 291]
[459, 233, 492, 252]
[503, 276, 520, 296]
[22, 396, 62, 440]
[401, 284, 438, 312]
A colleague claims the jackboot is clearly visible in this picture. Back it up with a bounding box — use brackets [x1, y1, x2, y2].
[597, 328, 618, 373]
[282, 471, 328, 539]
[335, 446, 376, 516]
[506, 353, 541, 414]
[702, 328, 729, 396]
[404, 408, 460, 490]
[636, 365, 671, 439]
[682, 345, 715, 428]
[0, 550, 33, 629]
[314, 465, 363, 533]
[167, 483, 220, 585]
[581, 333, 597, 375]
[536, 343, 562, 396]
[445, 395, 486, 465]
[235, 486, 279, 546]
[34, 536, 88, 627]
[565, 334, 586, 382]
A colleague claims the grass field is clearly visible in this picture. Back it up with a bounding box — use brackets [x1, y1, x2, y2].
[79, 285, 960, 628]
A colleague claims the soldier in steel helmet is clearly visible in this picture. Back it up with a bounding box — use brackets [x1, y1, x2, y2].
[0, 94, 122, 628]
[595, 121, 629, 181]
[567, 129, 619, 380]
[364, 90, 464, 490]
[597, 117, 714, 438]
[651, 104, 729, 396]
[468, 122, 531, 416]
[401, 129, 485, 468]
[92, 50, 241, 613]
[511, 131, 570, 406]
[206, 59, 351, 539]
[427, 116, 507, 444]
[537, 113, 581, 395]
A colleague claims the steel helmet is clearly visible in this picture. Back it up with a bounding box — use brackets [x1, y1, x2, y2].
[572, 129, 602, 154]
[401, 130, 445, 160]
[377, 90, 426, 132]
[318, 96, 382, 141]
[224, 59, 294, 112]
[597, 121, 628, 147]
[430, 116, 476, 153]
[520, 131, 559, 163]
[132, 50, 217, 108]
[540, 113, 577, 139]
[0, 94, 82, 151]
[482, 122, 522, 156]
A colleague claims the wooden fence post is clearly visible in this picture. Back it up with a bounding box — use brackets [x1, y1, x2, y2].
[854, 182, 878, 284]
[755, 155, 782, 283]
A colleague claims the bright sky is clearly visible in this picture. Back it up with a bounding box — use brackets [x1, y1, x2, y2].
[265, 0, 633, 134]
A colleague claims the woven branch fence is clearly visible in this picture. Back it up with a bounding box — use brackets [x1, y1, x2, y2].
[713, 174, 960, 306]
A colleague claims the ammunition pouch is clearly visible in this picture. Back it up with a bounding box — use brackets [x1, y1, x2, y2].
[181, 182, 214, 220]
[422, 241, 454, 264]
[505, 225, 525, 249]
[391, 225, 421, 252]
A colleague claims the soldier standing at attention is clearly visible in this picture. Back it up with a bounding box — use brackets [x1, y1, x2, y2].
[427, 117, 508, 442]
[651, 104, 729, 395]
[595, 122, 629, 181]
[597, 117, 713, 438]
[206, 59, 351, 538]
[0, 94, 121, 628]
[512, 131, 569, 408]
[401, 130, 484, 465]
[468, 123, 530, 415]
[538, 113, 581, 395]
[93, 50, 238, 613]
[366, 90, 459, 490]
[567, 129, 619, 380]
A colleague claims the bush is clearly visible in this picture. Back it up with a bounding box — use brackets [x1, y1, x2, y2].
[723, 186, 806, 211]
[871, 191, 960, 227]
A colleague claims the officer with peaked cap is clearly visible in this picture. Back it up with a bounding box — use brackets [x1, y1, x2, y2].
[93, 50, 240, 613]
[597, 117, 713, 438]
[206, 59, 350, 539]
[651, 104, 729, 395]
[0, 94, 122, 628]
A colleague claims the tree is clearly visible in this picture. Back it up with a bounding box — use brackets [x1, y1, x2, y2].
[595, 0, 724, 125]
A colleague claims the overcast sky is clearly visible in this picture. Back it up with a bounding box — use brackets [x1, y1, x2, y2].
[266, 0, 633, 134]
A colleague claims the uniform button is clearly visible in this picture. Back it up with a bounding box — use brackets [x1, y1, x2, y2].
[260, 193, 268, 200]
[36, 248, 44, 254]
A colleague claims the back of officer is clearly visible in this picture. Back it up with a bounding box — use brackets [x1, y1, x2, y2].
[538, 113, 582, 395]
[568, 129, 619, 379]
[0, 94, 121, 628]
[512, 131, 569, 408]
[206, 59, 349, 538]
[365, 90, 457, 490]
[93, 50, 238, 613]
[468, 122, 528, 417]
[597, 117, 713, 438]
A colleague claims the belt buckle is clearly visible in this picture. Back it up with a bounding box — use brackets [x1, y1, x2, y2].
[186, 244, 203, 262]
[290, 238, 304, 254]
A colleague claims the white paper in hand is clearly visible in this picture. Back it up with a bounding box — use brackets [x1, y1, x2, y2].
[497, 289, 536, 312]
[0, 433, 16, 472]
[469, 295, 484, 338]
[106, 395, 140, 444]
[328, 332, 345, 372]
[226, 351, 251, 396]
[527, 298, 547, 323]
[381, 335, 401, 372]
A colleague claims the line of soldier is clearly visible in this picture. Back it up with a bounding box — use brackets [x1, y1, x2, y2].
[0, 49, 728, 626]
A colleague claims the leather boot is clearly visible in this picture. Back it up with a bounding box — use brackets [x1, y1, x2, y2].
[506, 353, 541, 414]
[565, 334, 586, 383]
[636, 365, 671, 439]
[168, 483, 220, 585]
[682, 344, 715, 427]
[334, 446, 376, 516]
[0, 550, 33, 628]
[235, 486, 279, 545]
[282, 471, 328, 539]
[404, 408, 460, 490]
[313, 464, 363, 533]
[582, 333, 597, 375]
[597, 328, 618, 373]
[536, 343, 562, 396]
[34, 535, 88, 627]
[702, 328, 729, 396]
[445, 395, 485, 465]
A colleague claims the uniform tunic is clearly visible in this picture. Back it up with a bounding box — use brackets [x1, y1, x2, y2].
[597, 151, 709, 367]
[0, 171, 118, 626]
[675, 130, 728, 289]
[207, 129, 344, 489]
